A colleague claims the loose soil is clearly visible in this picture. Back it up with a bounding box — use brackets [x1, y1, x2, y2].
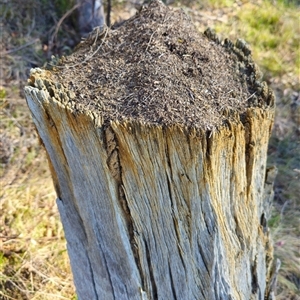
[42, 0, 273, 130]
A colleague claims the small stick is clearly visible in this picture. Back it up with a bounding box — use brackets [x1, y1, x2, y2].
[49, 3, 81, 53]
[1, 39, 39, 55]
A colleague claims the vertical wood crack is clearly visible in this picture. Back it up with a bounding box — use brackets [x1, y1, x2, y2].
[168, 261, 178, 300]
[103, 125, 146, 294]
[144, 240, 158, 299]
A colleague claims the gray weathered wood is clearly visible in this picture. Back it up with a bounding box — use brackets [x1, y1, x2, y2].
[77, 0, 105, 36]
[25, 68, 276, 300]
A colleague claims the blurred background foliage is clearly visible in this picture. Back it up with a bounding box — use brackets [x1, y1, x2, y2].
[0, 0, 299, 299]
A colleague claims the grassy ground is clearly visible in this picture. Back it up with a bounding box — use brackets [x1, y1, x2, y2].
[0, 0, 299, 299]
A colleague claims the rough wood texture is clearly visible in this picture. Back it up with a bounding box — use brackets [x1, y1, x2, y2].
[25, 67, 276, 300]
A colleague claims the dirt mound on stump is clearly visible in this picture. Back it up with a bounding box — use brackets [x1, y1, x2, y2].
[41, 0, 274, 129]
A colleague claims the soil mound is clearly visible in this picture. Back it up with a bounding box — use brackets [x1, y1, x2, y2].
[47, 0, 274, 129]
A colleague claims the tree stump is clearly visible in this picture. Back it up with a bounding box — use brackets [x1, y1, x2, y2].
[24, 1, 277, 299]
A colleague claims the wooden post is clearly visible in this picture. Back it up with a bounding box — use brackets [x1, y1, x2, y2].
[24, 1, 277, 299]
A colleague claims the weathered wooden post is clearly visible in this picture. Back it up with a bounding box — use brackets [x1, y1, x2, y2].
[24, 1, 277, 299]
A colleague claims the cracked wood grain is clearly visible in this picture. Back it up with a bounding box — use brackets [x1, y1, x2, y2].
[24, 68, 276, 300]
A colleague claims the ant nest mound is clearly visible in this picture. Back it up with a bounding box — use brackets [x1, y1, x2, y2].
[46, 0, 274, 130]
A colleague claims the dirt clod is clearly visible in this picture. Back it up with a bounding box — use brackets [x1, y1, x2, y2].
[49, 0, 272, 129]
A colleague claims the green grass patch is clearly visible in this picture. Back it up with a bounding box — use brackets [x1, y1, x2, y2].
[0, 87, 6, 99]
[213, 0, 299, 79]
[0, 252, 8, 269]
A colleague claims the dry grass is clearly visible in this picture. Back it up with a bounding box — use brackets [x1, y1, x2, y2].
[0, 0, 299, 299]
[0, 94, 75, 299]
[267, 128, 300, 298]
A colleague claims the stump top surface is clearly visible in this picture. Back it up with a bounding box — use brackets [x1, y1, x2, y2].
[42, 0, 272, 129]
